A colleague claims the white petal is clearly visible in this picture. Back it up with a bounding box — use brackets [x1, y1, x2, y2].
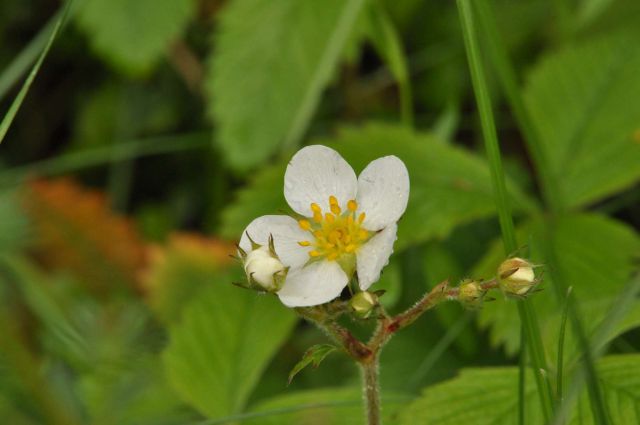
[284, 145, 357, 217]
[356, 224, 397, 290]
[356, 156, 410, 231]
[277, 261, 348, 307]
[239, 215, 311, 269]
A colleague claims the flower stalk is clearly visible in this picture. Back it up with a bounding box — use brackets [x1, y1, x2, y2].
[297, 278, 500, 424]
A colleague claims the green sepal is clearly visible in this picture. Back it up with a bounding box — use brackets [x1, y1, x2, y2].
[245, 232, 261, 250]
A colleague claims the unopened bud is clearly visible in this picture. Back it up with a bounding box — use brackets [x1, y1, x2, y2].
[243, 246, 287, 292]
[457, 279, 485, 309]
[350, 291, 378, 318]
[498, 257, 537, 298]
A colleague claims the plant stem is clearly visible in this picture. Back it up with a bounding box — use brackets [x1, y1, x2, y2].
[298, 278, 500, 425]
[456, 0, 555, 421]
[361, 358, 382, 425]
[519, 321, 527, 425]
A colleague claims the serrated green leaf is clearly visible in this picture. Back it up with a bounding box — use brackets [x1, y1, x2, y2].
[76, 0, 195, 75]
[476, 213, 640, 358]
[221, 122, 535, 250]
[568, 355, 640, 425]
[400, 366, 541, 425]
[247, 387, 408, 425]
[524, 29, 640, 208]
[288, 344, 338, 385]
[208, 0, 367, 170]
[162, 279, 297, 419]
[400, 355, 640, 425]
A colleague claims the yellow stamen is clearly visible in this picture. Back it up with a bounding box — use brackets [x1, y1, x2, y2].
[299, 219, 311, 230]
[296, 195, 373, 261]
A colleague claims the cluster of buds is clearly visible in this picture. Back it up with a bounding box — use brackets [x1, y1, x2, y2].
[456, 279, 487, 310]
[453, 257, 540, 309]
[236, 234, 288, 292]
[497, 257, 540, 298]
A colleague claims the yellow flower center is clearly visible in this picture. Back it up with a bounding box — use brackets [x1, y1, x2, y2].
[298, 196, 371, 261]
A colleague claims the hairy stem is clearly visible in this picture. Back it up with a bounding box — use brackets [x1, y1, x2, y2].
[361, 358, 382, 425]
[297, 278, 499, 425]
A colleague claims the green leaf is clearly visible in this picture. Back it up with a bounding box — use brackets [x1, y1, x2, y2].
[568, 354, 640, 424]
[208, 0, 367, 170]
[400, 354, 640, 425]
[400, 366, 541, 425]
[162, 279, 297, 419]
[247, 387, 408, 425]
[476, 213, 640, 358]
[288, 344, 338, 385]
[221, 122, 535, 249]
[524, 29, 640, 208]
[75, 0, 195, 75]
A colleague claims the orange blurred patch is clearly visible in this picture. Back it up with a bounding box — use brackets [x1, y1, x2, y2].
[23, 178, 147, 295]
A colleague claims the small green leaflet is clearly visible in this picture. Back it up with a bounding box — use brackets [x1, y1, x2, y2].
[288, 344, 338, 385]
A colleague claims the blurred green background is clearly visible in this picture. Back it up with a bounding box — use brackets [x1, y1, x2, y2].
[0, 0, 639, 423]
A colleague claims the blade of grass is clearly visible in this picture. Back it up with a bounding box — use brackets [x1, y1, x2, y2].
[472, 0, 563, 214]
[544, 232, 611, 425]
[0, 132, 210, 186]
[0, 11, 61, 101]
[551, 273, 640, 425]
[0, 1, 72, 145]
[557, 286, 573, 404]
[519, 321, 527, 425]
[472, 1, 612, 423]
[456, 1, 555, 421]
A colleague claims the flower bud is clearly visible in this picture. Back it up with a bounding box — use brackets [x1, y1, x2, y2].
[243, 246, 287, 292]
[498, 257, 537, 298]
[349, 291, 378, 319]
[457, 279, 485, 309]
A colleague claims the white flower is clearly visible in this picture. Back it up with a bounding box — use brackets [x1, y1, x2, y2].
[239, 145, 410, 307]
